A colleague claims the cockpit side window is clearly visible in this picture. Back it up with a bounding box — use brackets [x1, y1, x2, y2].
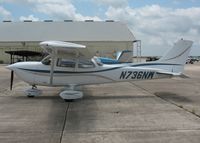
[57, 58, 75, 68]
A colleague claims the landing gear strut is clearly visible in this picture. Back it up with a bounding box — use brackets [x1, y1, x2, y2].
[24, 85, 42, 97]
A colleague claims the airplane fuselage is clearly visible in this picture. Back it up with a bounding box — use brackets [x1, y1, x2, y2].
[9, 60, 175, 87]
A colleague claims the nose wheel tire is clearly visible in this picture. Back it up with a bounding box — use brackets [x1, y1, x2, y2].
[24, 85, 42, 97]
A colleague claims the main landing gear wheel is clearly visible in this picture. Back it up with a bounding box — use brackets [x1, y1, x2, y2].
[59, 90, 83, 102]
[24, 85, 42, 98]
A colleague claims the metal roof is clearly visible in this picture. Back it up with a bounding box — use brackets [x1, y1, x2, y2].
[0, 21, 135, 42]
[5, 50, 42, 57]
[5, 50, 43, 64]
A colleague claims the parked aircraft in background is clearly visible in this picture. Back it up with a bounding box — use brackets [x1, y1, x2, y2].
[7, 39, 193, 101]
[186, 57, 199, 64]
[98, 50, 132, 64]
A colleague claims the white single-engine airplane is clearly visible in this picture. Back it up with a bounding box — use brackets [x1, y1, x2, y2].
[7, 39, 193, 101]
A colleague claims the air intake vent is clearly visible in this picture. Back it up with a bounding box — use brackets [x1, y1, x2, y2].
[64, 20, 73, 22]
[85, 20, 94, 22]
[105, 20, 114, 22]
[3, 20, 12, 22]
[24, 20, 32, 22]
[44, 20, 53, 22]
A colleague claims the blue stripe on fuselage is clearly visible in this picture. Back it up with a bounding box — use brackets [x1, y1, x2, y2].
[18, 63, 182, 74]
[130, 63, 181, 67]
[18, 67, 122, 74]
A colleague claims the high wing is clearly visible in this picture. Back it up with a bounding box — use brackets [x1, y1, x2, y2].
[40, 41, 92, 59]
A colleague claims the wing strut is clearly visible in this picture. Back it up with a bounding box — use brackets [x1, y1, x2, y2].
[50, 51, 56, 85]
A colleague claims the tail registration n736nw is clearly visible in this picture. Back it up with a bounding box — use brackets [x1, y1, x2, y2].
[120, 71, 155, 80]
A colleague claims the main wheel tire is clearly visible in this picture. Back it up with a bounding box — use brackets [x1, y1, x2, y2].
[64, 99, 74, 102]
[27, 95, 35, 98]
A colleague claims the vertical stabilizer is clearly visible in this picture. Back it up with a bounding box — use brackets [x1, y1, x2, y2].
[158, 39, 193, 73]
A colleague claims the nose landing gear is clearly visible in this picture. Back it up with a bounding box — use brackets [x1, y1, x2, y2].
[24, 85, 42, 97]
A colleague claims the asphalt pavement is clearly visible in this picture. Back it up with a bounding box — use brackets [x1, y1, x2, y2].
[0, 63, 200, 143]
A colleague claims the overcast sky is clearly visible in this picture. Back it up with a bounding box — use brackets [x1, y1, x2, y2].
[0, 0, 200, 56]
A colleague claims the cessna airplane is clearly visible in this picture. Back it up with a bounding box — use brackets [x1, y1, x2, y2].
[7, 39, 193, 101]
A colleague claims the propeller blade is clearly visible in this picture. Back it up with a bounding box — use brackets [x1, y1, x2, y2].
[10, 70, 14, 90]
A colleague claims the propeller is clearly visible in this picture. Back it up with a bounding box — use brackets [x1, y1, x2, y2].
[10, 70, 14, 90]
[7, 63, 15, 90]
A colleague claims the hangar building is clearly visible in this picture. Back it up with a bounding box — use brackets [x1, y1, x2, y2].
[0, 20, 135, 63]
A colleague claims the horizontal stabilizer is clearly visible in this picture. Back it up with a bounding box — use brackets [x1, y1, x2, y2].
[179, 74, 190, 78]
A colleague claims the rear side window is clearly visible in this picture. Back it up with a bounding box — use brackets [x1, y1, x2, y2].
[78, 60, 95, 68]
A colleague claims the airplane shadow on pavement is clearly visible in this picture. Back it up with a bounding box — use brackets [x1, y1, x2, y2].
[154, 92, 192, 103]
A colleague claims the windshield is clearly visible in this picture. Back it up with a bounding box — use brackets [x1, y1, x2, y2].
[41, 55, 51, 65]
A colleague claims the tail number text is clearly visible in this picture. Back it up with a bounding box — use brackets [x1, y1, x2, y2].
[120, 71, 155, 80]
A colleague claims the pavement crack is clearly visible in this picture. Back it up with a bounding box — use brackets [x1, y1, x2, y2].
[65, 128, 200, 134]
[129, 82, 153, 94]
[59, 103, 70, 143]
[155, 95, 200, 119]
